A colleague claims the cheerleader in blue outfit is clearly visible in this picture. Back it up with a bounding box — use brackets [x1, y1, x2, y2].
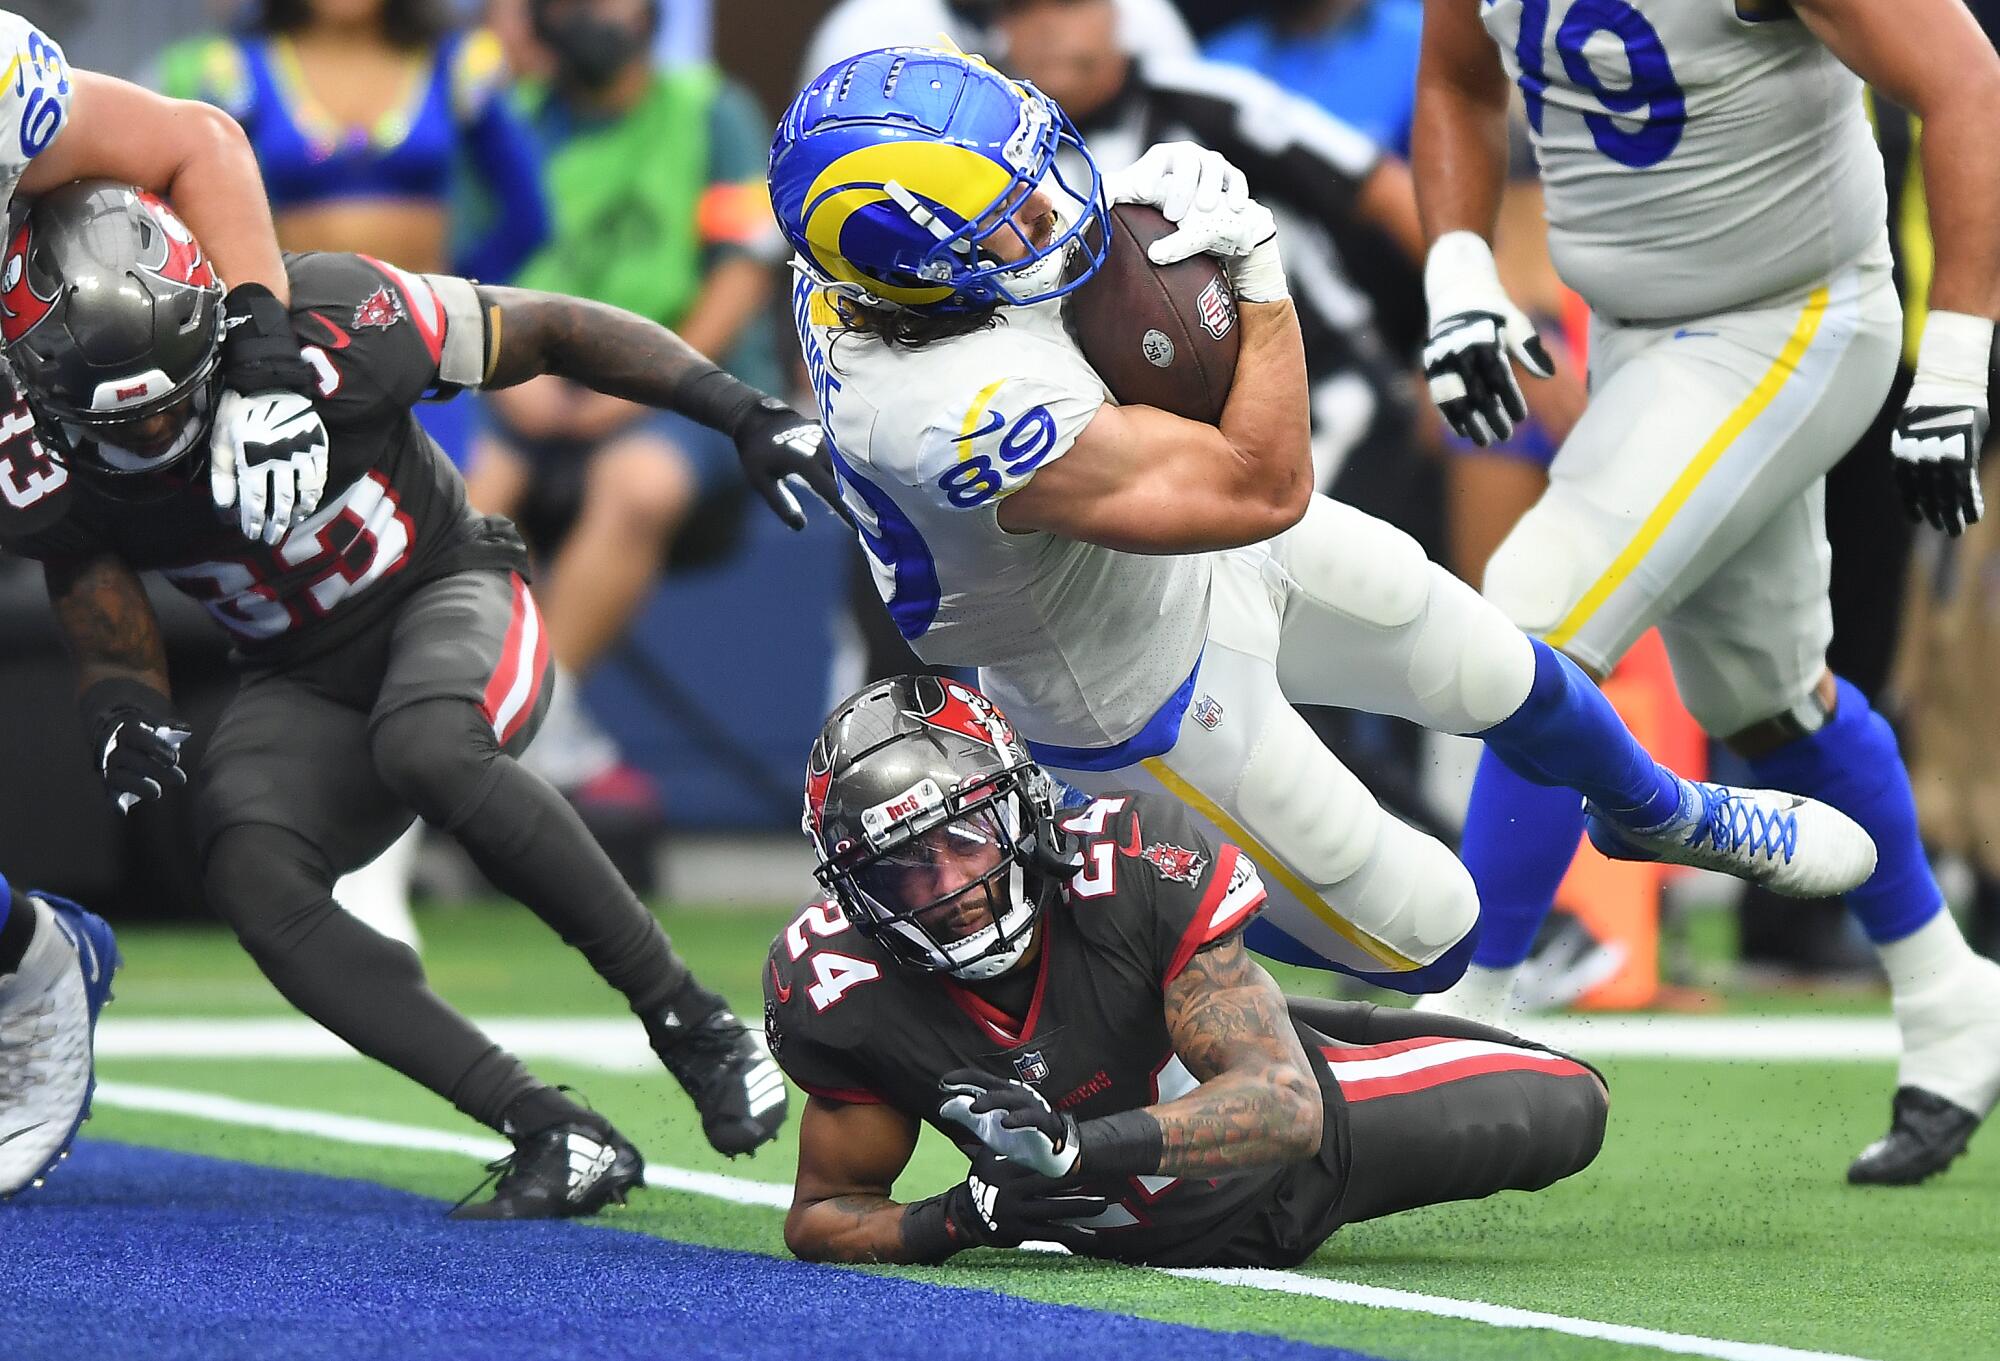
[158, 0, 551, 471]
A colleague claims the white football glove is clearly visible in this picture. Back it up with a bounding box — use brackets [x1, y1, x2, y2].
[938, 1069, 1080, 1178]
[1104, 142, 1286, 302]
[210, 389, 331, 545]
[1892, 309, 1992, 537]
[1423, 230, 1555, 447]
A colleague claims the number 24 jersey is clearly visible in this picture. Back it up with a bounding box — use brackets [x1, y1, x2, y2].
[764, 790, 1302, 1266]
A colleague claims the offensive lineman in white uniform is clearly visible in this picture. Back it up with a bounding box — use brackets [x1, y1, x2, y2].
[0, 9, 337, 1196]
[768, 48, 1876, 1024]
[1412, 0, 2000, 1182]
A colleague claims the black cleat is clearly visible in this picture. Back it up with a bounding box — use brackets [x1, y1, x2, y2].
[1847, 1086, 1981, 1186]
[645, 994, 788, 1156]
[451, 1117, 644, 1220]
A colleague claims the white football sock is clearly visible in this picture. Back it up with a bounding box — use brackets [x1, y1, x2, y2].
[1879, 909, 2000, 1116]
[333, 824, 424, 952]
[1411, 962, 1519, 1026]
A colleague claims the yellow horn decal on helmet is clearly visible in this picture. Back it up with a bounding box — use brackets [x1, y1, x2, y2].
[802, 141, 1015, 306]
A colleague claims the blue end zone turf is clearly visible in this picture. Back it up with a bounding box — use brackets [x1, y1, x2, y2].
[6, 1141, 1387, 1361]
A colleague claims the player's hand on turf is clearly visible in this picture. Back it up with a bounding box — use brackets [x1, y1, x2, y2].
[92, 705, 192, 814]
[1105, 142, 1277, 269]
[209, 389, 331, 546]
[1422, 231, 1554, 447]
[943, 1150, 1107, 1249]
[1892, 311, 1993, 537]
[939, 1068, 1081, 1177]
[733, 396, 850, 532]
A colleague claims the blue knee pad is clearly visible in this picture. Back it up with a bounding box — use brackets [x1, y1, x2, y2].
[1242, 917, 1477, 995]
[1745, 678, 1942, 945]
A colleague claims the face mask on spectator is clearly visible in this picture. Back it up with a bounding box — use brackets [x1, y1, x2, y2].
[536, 6, 645, 90]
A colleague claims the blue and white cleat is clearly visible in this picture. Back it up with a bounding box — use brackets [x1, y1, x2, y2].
[0, 893, 120, 1198]
[1586, 779, 1877, 899]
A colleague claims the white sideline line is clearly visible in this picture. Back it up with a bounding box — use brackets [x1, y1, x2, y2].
[94, 1082, 1873, 1361]
[97, 1014, 1903, 1066]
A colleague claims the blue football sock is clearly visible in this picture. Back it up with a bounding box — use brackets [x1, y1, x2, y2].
[1745, 678, 1943, 945]
[1462, 747, 1589, 969]
[1479, 640, 1683, 826]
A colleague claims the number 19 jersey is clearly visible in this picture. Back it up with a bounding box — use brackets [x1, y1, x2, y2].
[1483, 0, 1885, 322]
[794, 275, 1210, 752]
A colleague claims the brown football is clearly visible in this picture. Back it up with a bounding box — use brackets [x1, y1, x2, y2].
[1063, 202, 1241, 425]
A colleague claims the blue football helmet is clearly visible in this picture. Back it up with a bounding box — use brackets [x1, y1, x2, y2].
[769, 46, 1110, 314]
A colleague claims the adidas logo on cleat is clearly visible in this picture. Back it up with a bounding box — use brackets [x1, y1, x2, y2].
[565, 1133, 617, 1203]
[746, 1058, 787, 1119]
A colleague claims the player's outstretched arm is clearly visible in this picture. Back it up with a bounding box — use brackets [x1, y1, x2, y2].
[783, 1095, 924, 1263]
[994, 296, 1313, 554]
[1794, 0, 2000, 535]
[43, 553, 193, 815]
[23, 72, 288, 304]
[475, 285, 844, 529]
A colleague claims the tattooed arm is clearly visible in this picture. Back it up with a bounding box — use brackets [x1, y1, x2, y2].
[44, 552, 171, 697]
[785, 1095, 925, 1264]
[1137, 933, 1324, 1177]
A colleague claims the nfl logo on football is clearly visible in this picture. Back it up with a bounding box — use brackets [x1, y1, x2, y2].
[1012, 1050, 1050, 1085]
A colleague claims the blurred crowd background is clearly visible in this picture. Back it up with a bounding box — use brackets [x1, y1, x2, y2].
[3, 0, 1996, 1002]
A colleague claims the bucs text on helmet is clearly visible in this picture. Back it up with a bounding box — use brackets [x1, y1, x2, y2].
[0, 180, 225, 490]
[804, 675, 1076, 980]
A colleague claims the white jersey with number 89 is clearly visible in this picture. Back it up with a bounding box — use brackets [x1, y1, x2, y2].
[1482, 0, 1884, 322]
[792, 273, 1210, 753]
[0, 11, 69, 206]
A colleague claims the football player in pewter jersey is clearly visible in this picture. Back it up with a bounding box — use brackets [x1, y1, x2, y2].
[0, 7, 341, 1198]
[0, 181, 835, 1215]
[767, 677, 1609, 1266]
[769, 48, 1875, 1032]
[1415, 0, 2000, 1184]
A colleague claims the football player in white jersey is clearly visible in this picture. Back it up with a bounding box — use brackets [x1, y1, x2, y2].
[768, 47, 1877, 1024]
[1412, 0, 2000, 1183]
[0, 9, 325, 1197]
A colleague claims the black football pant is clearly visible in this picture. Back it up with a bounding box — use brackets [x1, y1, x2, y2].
[1212, 999, 1608, 1266]
[195, 569, 691, 1131]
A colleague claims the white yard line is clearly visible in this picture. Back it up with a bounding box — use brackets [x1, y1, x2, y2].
[97, 1013, 1902, 1066]
[95, 1081, 1875, 1361]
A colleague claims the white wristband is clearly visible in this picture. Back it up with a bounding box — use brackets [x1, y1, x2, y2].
[1913, 310, 1995, 401]
[1424, 230, 1505, 315]
[1227, 236, 1288, 305]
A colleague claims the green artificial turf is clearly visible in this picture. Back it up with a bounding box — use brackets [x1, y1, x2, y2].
[84, 905, 2000, 1361]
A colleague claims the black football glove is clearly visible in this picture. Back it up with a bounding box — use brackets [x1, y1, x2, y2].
[733, 396, 849, 532]
[83, 679, 192, 814]
[938, 1067, 1080, 1177]
[937, 1150, 1108, 1251]
[1891, 399, 1987, 537]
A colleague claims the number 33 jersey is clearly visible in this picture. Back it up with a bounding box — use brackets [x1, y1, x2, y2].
[793, 275, 1209, 753]
[1483, 0, 1886, 322]
[0, 250, 526, 665]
